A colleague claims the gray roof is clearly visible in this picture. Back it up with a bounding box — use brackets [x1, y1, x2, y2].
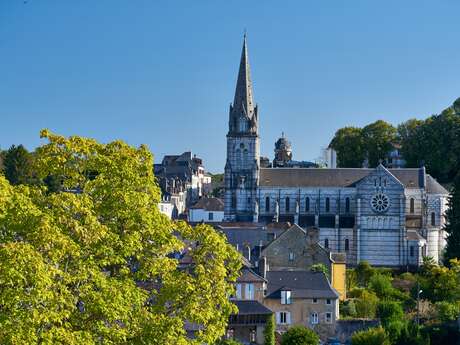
[266, 271, 339, 299]
[233, 300, 273, 315]
[190, 197, 224, 211]
[238, 267, 266, 283]
[259, 167, 447, 194]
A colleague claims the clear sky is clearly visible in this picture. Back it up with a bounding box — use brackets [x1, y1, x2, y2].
[1, 1, 460, 173]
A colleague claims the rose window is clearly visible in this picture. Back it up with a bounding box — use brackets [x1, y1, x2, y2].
[371, 193, 390, 213]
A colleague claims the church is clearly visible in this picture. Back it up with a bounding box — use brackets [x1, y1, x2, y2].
[223, 35, 449, 267]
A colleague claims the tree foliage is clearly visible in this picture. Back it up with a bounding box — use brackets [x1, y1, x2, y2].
[263, 314, 275, 345]
[330, 127, 365, 167]
[280, 325, 319, 345]
[351, 327, 390, 345]
[444, 173, 460, 264]
[362, 120, 397, 168]
[2, 144, 34, 185]
[0, 130, 241, 345]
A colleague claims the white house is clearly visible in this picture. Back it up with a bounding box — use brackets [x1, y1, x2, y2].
[188, 197, 224, 223]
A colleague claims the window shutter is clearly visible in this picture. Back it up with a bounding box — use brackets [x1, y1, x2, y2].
[286, 312, 291, 324]
[276, 312, 281, 324]
[236, 284, 242, 299]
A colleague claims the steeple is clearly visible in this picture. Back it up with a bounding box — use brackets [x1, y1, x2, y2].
[231, 34, 257, 124]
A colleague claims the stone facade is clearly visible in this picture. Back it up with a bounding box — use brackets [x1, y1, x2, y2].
[223, 36, 449, 267]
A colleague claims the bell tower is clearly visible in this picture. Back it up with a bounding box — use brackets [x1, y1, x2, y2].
[224, 34, 260, 221]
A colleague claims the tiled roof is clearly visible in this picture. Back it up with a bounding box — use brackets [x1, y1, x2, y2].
[266, 271, 339, 299]
[190, 197, 224, 211]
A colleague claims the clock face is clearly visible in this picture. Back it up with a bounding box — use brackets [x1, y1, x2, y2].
[371, 193, 390, 213]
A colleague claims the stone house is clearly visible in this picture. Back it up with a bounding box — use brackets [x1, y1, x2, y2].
[188, 197, 224, 223]
[262, 270, 339, 334]
[260, 224, 346, 300]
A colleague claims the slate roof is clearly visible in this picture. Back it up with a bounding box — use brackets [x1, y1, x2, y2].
[266, 271, 339, 299]
[190, 197, 224, 211]
[238, 267, 266, 283]
[406, 230, 426, 242]
[259, 167, 447, 194]
[232, 300, 273, 315]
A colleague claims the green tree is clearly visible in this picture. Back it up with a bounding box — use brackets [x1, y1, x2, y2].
[354, 290, 379, 318]
[376, 301, 405, 341]
[2, 144, 34, 185]
[351, 327, 390, 345]
[397, 118, 425, 168]
[280, 325, 319, 345]
[215, 339, 243, 345]
[263, 314, 275, 345]
[368, 274, 394, 298]
[330, 127, 365, 167]
[0, 130, 241, 345]
[362, 120, 397, 167]
[444, 173, 460, 264]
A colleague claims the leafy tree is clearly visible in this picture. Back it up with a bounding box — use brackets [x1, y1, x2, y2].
[263, 314, 275, 345]
[368, 274, 394, 298]
[395, 322, 429, 345]
[355, 261, 375, 286]
[354, 290, 379, 318]
[0, 130, 241, 345]
[444, 173, 460, 264]
[2, 144, 34, 185]
[434, 301, 460, 322]
[330, 127, 365, 167]
[351, 327, 390, 345]
[377, 301, 405, 341]
[397, 119, 425, 167]
[280, 325, 319, 345]
[418, 258, 460, 303]
[362, 120, 397, 167]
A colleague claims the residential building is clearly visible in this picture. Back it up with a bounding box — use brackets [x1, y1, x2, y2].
[188, 197, 224, 223]
[223, 35, 449, 267]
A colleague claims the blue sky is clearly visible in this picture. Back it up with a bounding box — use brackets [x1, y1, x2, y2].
[1, 1, 460, 173]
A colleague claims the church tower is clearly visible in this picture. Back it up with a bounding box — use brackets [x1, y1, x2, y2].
[224, 34, 260, 221]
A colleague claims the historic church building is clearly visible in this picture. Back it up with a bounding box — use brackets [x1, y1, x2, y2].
[224, 36, 449, 267]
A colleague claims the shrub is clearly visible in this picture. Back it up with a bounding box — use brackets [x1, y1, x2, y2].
[264, 314, 275, 345]
[351, 327, 390, 345]
[435, 301, 460, 322]
[369, 274, 394, 298]
[216, 339, 243, 345]
[355, 290, 379, 318]
[281, 326, 319, 345]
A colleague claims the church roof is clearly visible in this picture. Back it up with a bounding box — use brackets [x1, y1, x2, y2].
[232, 34, 255, 119]
[259, 167, 448, 194]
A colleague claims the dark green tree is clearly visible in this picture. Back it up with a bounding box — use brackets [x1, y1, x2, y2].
[330, 127, 365, 167]
[263, 314, 275, 345]
[281, 325, 319, 345]
[444, 173, 460, 264]
[2, 144, 34, 185]
[362, 120, 397, 167]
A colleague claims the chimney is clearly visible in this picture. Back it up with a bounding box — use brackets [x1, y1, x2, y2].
[258, 256, 268, 279]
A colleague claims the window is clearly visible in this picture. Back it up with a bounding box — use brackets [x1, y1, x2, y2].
[265, 196, 270, 212]
[310, 312, 318, 324]
[281, 290, 292, 305]
[324, 238, 329, 249]
[312, 298, 318, 304]
[410, 246, 414, 257]
[345, 239, 349, 251]
[305, 197, 310, 212]
[285, 197, 290, 212]
[325, 312, 332, 323]
[345, 197, 350, 213]
[208, 212, 213, 221]
[277, 311, 290, 325]
[236, 284, 242, 299]
[410, 198, 415, 214]
[245, 283, 254, 300]
[250, 330, 256, 342]
[325, 197, 330, 212]
[226, 328, 234, 339]
[431, 212, 436, 226]
[326, 299, 331, 305]
[288, 252, 295, 261]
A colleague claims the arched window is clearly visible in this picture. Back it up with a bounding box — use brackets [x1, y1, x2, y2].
[431, 212, 436, 226]
[265, 197, 270, 212]
[410, 198, 415, 214]
[325, 197, 330, 213]
[324, 238, 329, 249]
[345, 197, 350, 213]
[305, 197, 310, 212]
[285, 197, 290, 212]
[345, 239, 349, 251]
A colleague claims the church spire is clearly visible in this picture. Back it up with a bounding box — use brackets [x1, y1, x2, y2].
[232, 33, 255, 120]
